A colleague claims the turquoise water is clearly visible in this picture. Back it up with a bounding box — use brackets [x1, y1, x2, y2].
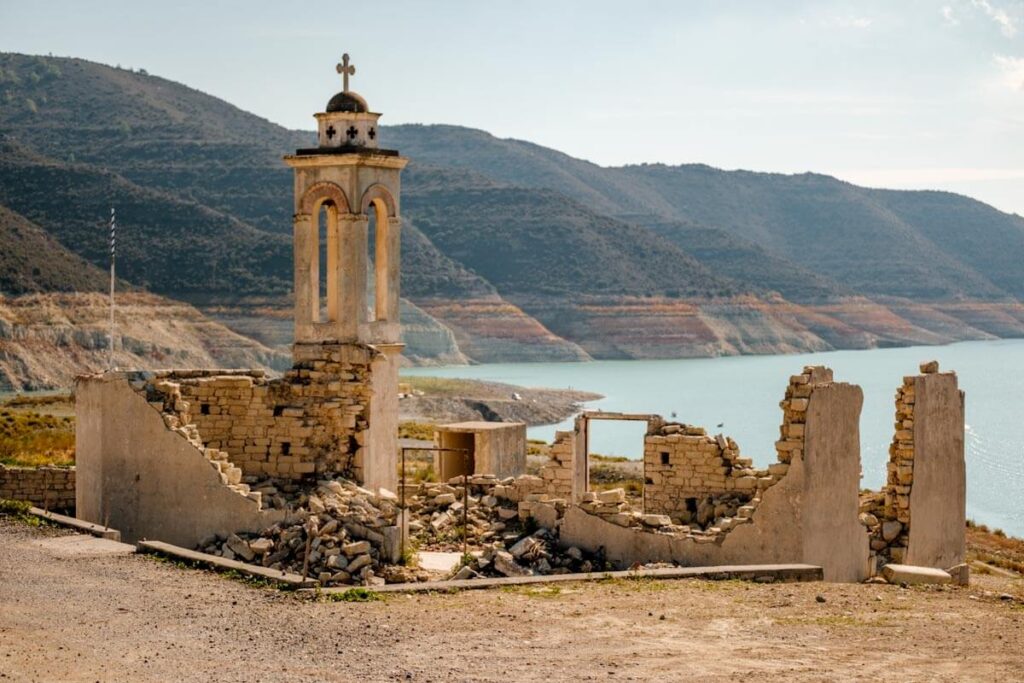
[404, 339, 1024, 536]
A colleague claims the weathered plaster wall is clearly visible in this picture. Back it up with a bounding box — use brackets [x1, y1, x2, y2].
[801, 382, 871, 582]
[905, 371, 965, 569]
[76, 373, 286, 546]
[864, 363, 966, 573]
[0, 465, 75, 510]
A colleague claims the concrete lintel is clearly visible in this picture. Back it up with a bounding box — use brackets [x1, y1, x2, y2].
[29, 508, 121, 541]
[579, 411, 659, 422]
[136, 540, 318, 588]
[313, 563, 823, 595]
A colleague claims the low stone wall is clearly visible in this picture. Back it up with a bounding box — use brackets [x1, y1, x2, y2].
[0, 464, 75, 511]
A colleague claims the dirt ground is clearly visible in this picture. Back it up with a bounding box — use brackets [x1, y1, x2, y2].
[1, 519, 1023, 683]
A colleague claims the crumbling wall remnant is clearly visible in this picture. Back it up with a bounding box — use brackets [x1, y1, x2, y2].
[144, 343, 376, 482]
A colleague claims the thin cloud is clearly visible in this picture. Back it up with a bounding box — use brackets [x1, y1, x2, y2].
[819, 15, 874, 29]
[941, 5, 960, 26]
[971, 0, 1019, 37]
[994, 54, 1024, 90]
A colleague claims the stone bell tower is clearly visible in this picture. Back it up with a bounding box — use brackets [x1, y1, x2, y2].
[284, 54, 407, 492]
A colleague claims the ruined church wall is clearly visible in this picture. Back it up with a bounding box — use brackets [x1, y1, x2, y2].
[643, 427, 759, 518]
[151, 343, 376, 482]
[75, 374, 287, 546]
[560, 366, 870, 583]
[862, 364, 966, 573]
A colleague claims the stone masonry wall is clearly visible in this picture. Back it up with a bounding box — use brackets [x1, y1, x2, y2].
[135, 343, 376, 482]
[538, 430, 573, 498]
[643, 425, 757, 517]
[637, 366, 828, 526]
[859, 361, 938, 566]
[0, 464, 75, 510]
[881, 368, 917, 561]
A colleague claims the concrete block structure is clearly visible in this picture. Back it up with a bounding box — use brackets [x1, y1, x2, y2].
[433, 421, 526, 480]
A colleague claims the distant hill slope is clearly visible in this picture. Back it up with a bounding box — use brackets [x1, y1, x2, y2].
[0, 139, 292, 299]
[0, 204, 110, 294]
[404, 185, 736, 298]
[386, 124, 1024, 303]
[2, 53, 1023, 364]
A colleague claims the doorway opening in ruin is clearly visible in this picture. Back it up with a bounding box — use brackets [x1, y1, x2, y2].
[577, 413, 656, 511]
[436, 431, 475, 480]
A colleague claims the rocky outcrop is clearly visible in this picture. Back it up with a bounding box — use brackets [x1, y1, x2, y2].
[414, 297, 590, 363]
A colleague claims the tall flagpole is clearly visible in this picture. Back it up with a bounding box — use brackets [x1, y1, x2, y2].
[109, 207, 116, 370]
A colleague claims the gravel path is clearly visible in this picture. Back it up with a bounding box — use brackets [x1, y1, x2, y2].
[1, 518, 1022, 682]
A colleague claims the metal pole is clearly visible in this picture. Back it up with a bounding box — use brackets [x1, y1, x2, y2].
[462, 450, 469, 558]
[108, 207, 116, 370]
[400, 446, 407, 563]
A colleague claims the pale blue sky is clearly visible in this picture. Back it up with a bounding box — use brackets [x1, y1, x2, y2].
[2, 0, 1022, 214]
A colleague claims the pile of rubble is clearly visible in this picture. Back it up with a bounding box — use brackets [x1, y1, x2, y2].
[454, 531, 606, 580]
[405, 476, 608, 578]
[198, 476, 430, 586]
[575, 487, 754, 541]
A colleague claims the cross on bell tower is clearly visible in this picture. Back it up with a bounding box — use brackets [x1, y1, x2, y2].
[336, 53, 355, 92]
[282, 55, 408, 492]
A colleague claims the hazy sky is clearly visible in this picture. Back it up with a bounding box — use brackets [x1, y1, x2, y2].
[2, 0, 1022, 214]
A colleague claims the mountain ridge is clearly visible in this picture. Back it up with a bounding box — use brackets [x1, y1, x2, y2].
[2, 52, 1023, 373]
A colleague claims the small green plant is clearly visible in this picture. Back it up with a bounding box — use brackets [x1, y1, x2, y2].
[399, 538, 421, 567]
[327, 587, 382, 602]
[0, 498, 44, 526]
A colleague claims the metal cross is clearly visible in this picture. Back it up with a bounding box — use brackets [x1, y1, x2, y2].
[336, 53, 356, 92]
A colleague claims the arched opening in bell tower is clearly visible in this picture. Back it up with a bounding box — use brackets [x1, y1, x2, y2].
[367, 198, 388, 323]
[361, 184, 397, 327]
[312, 199, 340, 324]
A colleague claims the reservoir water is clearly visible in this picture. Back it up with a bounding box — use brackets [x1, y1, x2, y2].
[404, 339, 1024, 537]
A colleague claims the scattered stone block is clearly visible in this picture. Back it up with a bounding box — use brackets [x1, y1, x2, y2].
[881, 564, 952, 586]
[342, 540, 370, 557]
[225, 534, 254, 562]
[493, 550, 530, 577]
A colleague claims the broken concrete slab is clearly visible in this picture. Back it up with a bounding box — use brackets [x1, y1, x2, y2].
[29, 508, 121, 541]
[136, 540, 317, 587]
[313, 563, 824, 595]
[881, 563, 952, 585]
[418, 551, 463, 573]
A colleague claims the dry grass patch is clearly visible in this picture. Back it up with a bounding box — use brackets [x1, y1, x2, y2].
[0, 408, 75, 468]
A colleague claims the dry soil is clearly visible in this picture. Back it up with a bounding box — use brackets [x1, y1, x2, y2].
[1, 519, 1022, 682]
